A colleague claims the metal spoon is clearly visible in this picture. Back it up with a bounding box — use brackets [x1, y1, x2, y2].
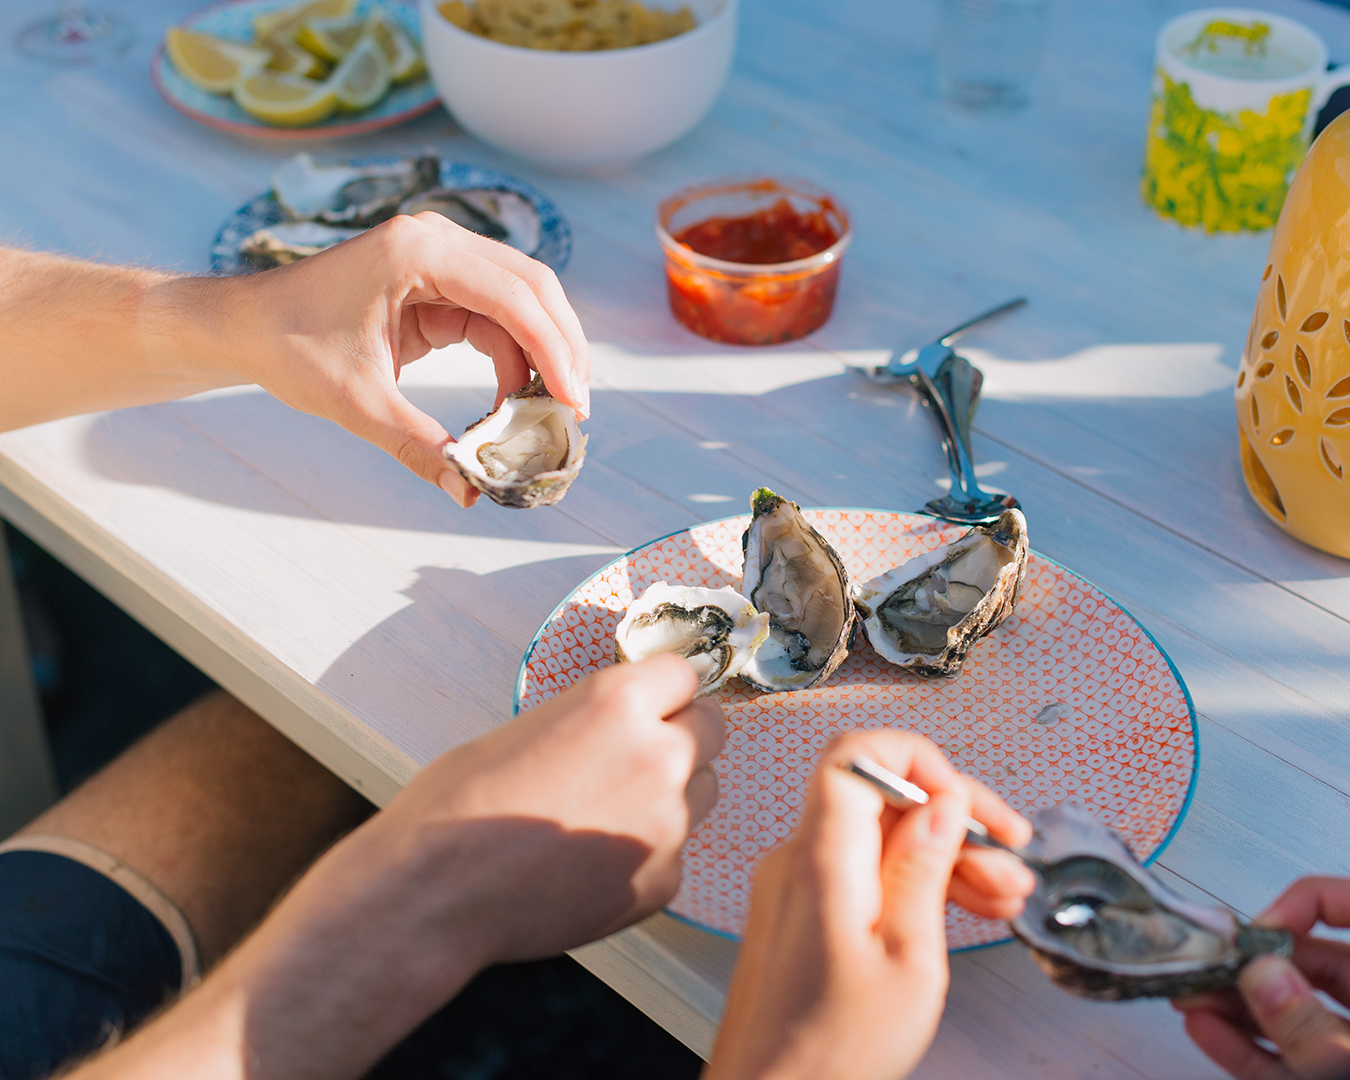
[841, 755, 1042, 866]
[852, 299, 1026, 525]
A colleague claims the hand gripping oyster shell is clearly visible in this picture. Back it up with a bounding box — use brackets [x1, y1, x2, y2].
[270, 153, 440, 227]
[852, 508, 1028, 677]
[738, 488, 853, 693]
[1011, 804, 1293, 1001]
[614, 583, 770, 696]
[443, 375, 586, 509]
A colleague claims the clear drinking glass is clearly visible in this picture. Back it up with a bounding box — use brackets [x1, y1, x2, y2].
[934, 0, 1050, 109]
[15, 2, 134, 64]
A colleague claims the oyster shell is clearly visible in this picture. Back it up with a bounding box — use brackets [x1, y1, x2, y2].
[1011, 804, 1293, 1001]
[852, 508, 1028, 677]
[399, 188, 542, 256]
[238, 222, 365, 268]
[443, 375, 586, 509]
[738, 488, 853, 692]
[271, 153, 440, 227]
[614, 583, 770, 696]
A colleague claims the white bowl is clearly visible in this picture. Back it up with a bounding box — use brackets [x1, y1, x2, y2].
[418, 0, 737, 171]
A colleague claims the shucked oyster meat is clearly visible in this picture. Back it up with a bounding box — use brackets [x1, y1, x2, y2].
[738, 488, 853, 692]
[238, 222, 365, 268]
[1011, 804, 1292, 1001]
[399, 188, 542, 256]
[270, 153, 440, 227]
[444, 375, 586, 509]
[852, 508, 1028, 677]
[614, 583, 770, 696]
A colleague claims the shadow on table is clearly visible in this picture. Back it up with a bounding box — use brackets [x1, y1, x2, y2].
[76, 361, 1350, 598]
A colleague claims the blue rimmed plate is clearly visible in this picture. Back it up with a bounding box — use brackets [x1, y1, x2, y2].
[514, 509, 1198, 947]
[210, 156, 572, 274]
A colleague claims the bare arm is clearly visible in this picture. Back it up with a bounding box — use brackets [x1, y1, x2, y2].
[0, 216, 590, 506]
[0, 249, 243, 427]
[66, 655, 723, 1080]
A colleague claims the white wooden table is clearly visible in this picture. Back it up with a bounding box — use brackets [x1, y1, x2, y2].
[5, 0, 1350, 1073]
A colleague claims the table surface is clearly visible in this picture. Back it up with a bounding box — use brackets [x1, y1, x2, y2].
[6, 0, 1350, 1073]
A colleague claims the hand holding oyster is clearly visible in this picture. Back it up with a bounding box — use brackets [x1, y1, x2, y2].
[1011, 804, 1292, 1000]
[444, 375, 587, 509]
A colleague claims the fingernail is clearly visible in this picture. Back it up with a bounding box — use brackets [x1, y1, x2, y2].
[574, 379, 591, 420]
[1242, 955, 1306, 1012]
[438, 471, 466, 506]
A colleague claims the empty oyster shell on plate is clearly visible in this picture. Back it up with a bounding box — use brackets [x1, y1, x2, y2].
[614, 583, 770, 696]
[852, 508, 1028, 677]
[238, 222, 365, 268]
[399, 188, 542, 256]
[1011, 804, 1292, 1001]
[738, 488, 854, 692]
[443, 375, 586, 509]
[270, 152, 440, 227]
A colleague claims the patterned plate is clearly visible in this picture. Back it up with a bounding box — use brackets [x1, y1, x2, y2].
[209, 157, 572, 274]
[515, 510, 1198, 949]
[151, 0, 439, 140]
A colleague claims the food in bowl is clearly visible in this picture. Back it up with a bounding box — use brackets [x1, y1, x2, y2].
[163, 0, 425, 127]
[419, 0, 735, 170]
[437, 0, 693, 50]
[656, 178, 851, 345]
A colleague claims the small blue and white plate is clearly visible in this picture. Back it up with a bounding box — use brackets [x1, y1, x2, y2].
[210, 156, 573, 273]
[152, 0, 440, 140]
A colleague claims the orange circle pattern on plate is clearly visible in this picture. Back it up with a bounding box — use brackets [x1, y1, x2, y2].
[515, 510, 1197, 948]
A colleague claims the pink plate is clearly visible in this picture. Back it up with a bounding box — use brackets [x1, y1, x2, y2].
[515, 510, 1197, 948]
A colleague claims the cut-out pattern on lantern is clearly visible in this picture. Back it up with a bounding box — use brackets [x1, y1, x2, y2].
[1234, 112, 1350, 555]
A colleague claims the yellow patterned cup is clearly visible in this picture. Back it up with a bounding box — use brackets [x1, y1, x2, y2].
[1142, 8, 1350, 233]
[1235, 110, 1350, 557]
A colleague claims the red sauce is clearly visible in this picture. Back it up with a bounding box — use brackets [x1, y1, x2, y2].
[659, 180, 850, 346]
[672, 198, 841, 264]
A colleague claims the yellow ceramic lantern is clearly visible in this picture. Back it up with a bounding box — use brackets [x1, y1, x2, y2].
[1235, 110, 1350, 557]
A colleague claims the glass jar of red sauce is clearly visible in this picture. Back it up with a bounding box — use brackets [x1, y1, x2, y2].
[656, 178, 852, 346]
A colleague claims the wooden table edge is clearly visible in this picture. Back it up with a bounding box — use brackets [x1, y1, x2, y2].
[0, 451, 731, 1057]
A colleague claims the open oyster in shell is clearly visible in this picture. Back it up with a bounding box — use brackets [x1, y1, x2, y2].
[738, 489, 853, 693]
[399, 188, 542, 256]
[1011, 804, 1292, 1001]
[852, 508, 1028, 677]
[270, 153, 440, 227]
[614, 583, 770, 696]
[239, 222, 365, 269]
[444, 376, 586, 509]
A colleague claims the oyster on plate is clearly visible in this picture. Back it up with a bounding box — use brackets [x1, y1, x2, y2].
[270, 153, 440, 226]
[239, 222, 365, 268]
[614, 583, 770, 696]
[399, 188, 542, 256]
[852, 508, 1028, 678]
[738, 488, 853, 693]
[1011, 804, 1293, 1001]
[443, 375, 586, 509]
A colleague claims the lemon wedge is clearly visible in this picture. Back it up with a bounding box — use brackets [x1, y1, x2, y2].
[329, 34, 391, 111]
[295, 13, 366, 62]
[165, 27, 270, 93]
[366, 7, 424, 83]
[262, 32, 329, 77]
[234, 71, 338, 125]
[252, 0, 354, 42]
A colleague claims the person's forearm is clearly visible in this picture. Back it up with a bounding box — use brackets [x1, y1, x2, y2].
[0, 248, 248, 432]
[66, 813, 495, 1080]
